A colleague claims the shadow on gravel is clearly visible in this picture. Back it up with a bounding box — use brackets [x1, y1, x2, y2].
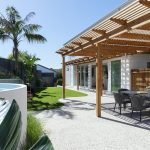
[102, 103, 150, 131]
[64, 98, 96, 111]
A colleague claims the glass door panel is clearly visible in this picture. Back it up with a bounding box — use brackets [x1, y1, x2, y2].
[111, 60, 121, 91]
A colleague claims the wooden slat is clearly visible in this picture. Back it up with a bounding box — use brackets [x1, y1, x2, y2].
[80, 36, 93, 41]
[139, 0, 150, 8]
[71, 41, 82, 46]
[103, 38, 150, 47]
[117, 32, 150, 40]
[110, 18, 127, 25]
[92, 29, 106, 35]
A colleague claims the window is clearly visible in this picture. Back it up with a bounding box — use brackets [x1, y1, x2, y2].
[147, 62, 150, 68]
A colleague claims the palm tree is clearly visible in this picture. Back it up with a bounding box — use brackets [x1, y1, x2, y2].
[0, 6, 47, 74]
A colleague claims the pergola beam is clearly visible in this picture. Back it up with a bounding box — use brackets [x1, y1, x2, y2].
[117, 32, 150, 40]
[65, 45, 74, 49]
[71, 41, 82, 46]
[92, 29, 106, 35]
[69, 43, 150, 57]
[80, 36, 93, 42]
[139, 0, 150, 8]
[99, 44, 150, 52]
[103, 38, 150, 47]
[110, 18, 127, 26]
[137, 22, 150, 30]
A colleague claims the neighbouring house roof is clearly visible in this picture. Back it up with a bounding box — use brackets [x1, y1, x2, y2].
[36, 64, 57, 73]
[56, 0, 150, 65]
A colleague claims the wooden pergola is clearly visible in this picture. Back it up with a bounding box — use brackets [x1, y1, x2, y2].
[56, 0, 150, 117]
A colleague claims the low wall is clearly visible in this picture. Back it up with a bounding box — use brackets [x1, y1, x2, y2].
[0, 83, 27, 143]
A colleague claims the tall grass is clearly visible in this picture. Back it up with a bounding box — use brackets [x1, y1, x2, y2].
[26, 114, 43, 149]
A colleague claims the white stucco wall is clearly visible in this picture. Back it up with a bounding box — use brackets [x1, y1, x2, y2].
[121, 55, 131, 90]
[65, 54, 150, 91]
[66, 65, 76, 86]
[66, 65, 71, 86]
[130, 54, 150, 69]
[88, 64, 92, 89]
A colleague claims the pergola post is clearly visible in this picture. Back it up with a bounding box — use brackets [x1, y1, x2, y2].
[76, 65, 79, 90]
[62, 55, 66, 99]
[96, 45, 102, 117]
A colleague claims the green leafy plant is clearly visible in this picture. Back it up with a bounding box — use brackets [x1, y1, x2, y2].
[57, 78, 62, 86]
[8, 51, 40, 84]
[21, 51, 40, 83]
[0, 100, 21, 150]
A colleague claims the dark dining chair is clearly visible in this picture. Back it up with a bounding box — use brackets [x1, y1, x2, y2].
[118, 88, 131, 107]
[113, 92, 131, 114]
[118, 88, 129, 93]
[131, 94, 150, 122]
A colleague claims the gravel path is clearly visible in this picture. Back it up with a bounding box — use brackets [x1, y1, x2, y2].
[34, 89, 150, 150]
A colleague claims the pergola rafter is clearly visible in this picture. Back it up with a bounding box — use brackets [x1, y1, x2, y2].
[92, 29, 106, 35]
[110, 18, 127, 26]
[117, 32, 150, 40]
[139, 0, 150, 7]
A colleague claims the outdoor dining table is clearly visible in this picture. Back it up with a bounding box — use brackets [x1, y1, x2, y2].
[121, 90, 149, 98]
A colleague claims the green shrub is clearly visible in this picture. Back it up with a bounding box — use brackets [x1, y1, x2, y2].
[26, 114, 43, 149]
[57, 78, 62, 86]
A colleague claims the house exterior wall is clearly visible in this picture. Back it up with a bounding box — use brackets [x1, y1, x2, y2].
[66, 65, 71, 86]
[88, 64, 92, 89]
[66, 54, 150, 92]
[130, 54, 150, 69]
[36, 65, 57, 87]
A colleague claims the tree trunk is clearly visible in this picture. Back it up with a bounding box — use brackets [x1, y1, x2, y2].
[13, 39, 19, 76]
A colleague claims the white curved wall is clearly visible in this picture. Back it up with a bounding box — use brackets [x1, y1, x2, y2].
[0, 83, 27, 143]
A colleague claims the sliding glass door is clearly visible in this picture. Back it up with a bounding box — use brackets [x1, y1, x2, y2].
[111, 60, 121, 91]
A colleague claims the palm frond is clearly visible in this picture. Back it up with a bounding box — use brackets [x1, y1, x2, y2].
[25, 33, 47, 43]
[0, 16, 9, 27]
[0, 34, 10, 42]
[0, 30, 11, 42]
[6, 6, 21, 21]
[23, 24, 42, 33]
[24, 12, 35, 23]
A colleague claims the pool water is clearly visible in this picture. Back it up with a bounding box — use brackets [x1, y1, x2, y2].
[0, 83, 20, 91]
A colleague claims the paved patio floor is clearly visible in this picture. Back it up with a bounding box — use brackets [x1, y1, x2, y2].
[34, 88, 150, 150]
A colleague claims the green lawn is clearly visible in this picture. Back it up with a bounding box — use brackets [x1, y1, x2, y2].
[28, 87, 87, 111]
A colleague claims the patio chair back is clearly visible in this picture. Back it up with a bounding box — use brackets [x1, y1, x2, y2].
[118, 88, 129, 93]
[113, 92, 123, 105]
[131, 94, 145, 111]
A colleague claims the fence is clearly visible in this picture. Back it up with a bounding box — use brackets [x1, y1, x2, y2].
[131, 69, 150, 91]
[0, 58, 25, 80]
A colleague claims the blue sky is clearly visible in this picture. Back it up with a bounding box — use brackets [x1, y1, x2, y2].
[0, 0, 127, 69]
